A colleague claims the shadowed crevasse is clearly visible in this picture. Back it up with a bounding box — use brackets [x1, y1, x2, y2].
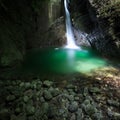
[70, 0, 120, 58]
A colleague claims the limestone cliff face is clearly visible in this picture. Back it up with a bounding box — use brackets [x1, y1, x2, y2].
[0, 0, 36, 66]
[0, 0, 63, 66]
[70, 0, 120, 58]
[40, 17, 66, 48]
[89, 0, 120, 57]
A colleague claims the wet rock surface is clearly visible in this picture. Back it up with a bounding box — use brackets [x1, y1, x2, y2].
[88, 0, 120, 57]
[0, 66, 120, 120]
[70, 0, 120, 58]
[40, 17, 66, 48]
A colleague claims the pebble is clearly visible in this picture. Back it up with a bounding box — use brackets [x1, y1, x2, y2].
[11, 114, 26, 120]
[51, 88, 60, 97]
[10, 114, 17, 120]
[82, 99, 97, 115]
[76, 108, 84, 120]
[40, 97, 45, 103]
[12, 81, 16, 86]
[92, 112, 103, 120]
[41, 102, 49, 114]
[0, 109, 10, 120]
[19, 82, 24, 87]
[85, 96, 93, 102]
[89, 87, 101, 93]
[68, 89, 74, 93]
[107, 99, 120, 107]
[36, 91, 41, 96]
[43, 80, 53, 87]
[15, 108, 21, 114]
[74, 96, 79, 101]
[26, 105, 35, 115]
[47, 105, 57, 118]
[43, 90, 53, 100]
[23, 96, 29, 103]
[24, 82, 31, 89]
[84, 104, 97, 115]
[0, 70, 120, 120]
[6, 95, 16, 101]
[108, 108, 120, 119]
[74, 86, 78, 93]
[36, 84, 42, 90]
[70, 113, 76, 120]
[48, 87, 54, 92]
[58, 108, 66, 116]
[113, 112, 120, 119]
[84, 99, 90, 105]
[66, 84, 75, 89]
[68, 95, 74, 101]
[68, 101, 78, 112]
[83, 87, 89, 96]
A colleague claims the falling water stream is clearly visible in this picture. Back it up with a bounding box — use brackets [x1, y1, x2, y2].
[64, 0, 79, 49]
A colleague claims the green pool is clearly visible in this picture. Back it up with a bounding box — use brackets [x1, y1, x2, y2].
[24, 48, 107, 74]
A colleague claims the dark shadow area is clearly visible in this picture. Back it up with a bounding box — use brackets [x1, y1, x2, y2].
[0, 67, 120, 119]
[0, 0, 120, 120]
[70, 0, 120, 58]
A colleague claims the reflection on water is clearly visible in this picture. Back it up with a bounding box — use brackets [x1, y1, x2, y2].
[24, 48, 107, 74]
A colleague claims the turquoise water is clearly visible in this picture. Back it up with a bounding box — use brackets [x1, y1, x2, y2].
[23, 48, 107, 74]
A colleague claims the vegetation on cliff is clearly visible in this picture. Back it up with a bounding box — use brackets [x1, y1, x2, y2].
[70, 0, 120, 57]
[89, 0, 120, 57]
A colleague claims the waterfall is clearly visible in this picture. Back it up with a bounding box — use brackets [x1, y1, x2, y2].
[64, 0, 80, 49]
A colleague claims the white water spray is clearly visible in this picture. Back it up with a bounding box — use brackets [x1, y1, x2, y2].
[64, 0, 80, 49]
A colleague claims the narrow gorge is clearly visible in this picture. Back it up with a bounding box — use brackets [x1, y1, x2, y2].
[0, 0, 120, 120]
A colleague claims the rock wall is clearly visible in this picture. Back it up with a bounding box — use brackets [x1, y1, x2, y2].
[0, 0, 35, 66]
[41, 17, 66, 48]
[0, 0, 63, 67]
[89, 0, 120, 57]
[70, 0, 120, 58]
